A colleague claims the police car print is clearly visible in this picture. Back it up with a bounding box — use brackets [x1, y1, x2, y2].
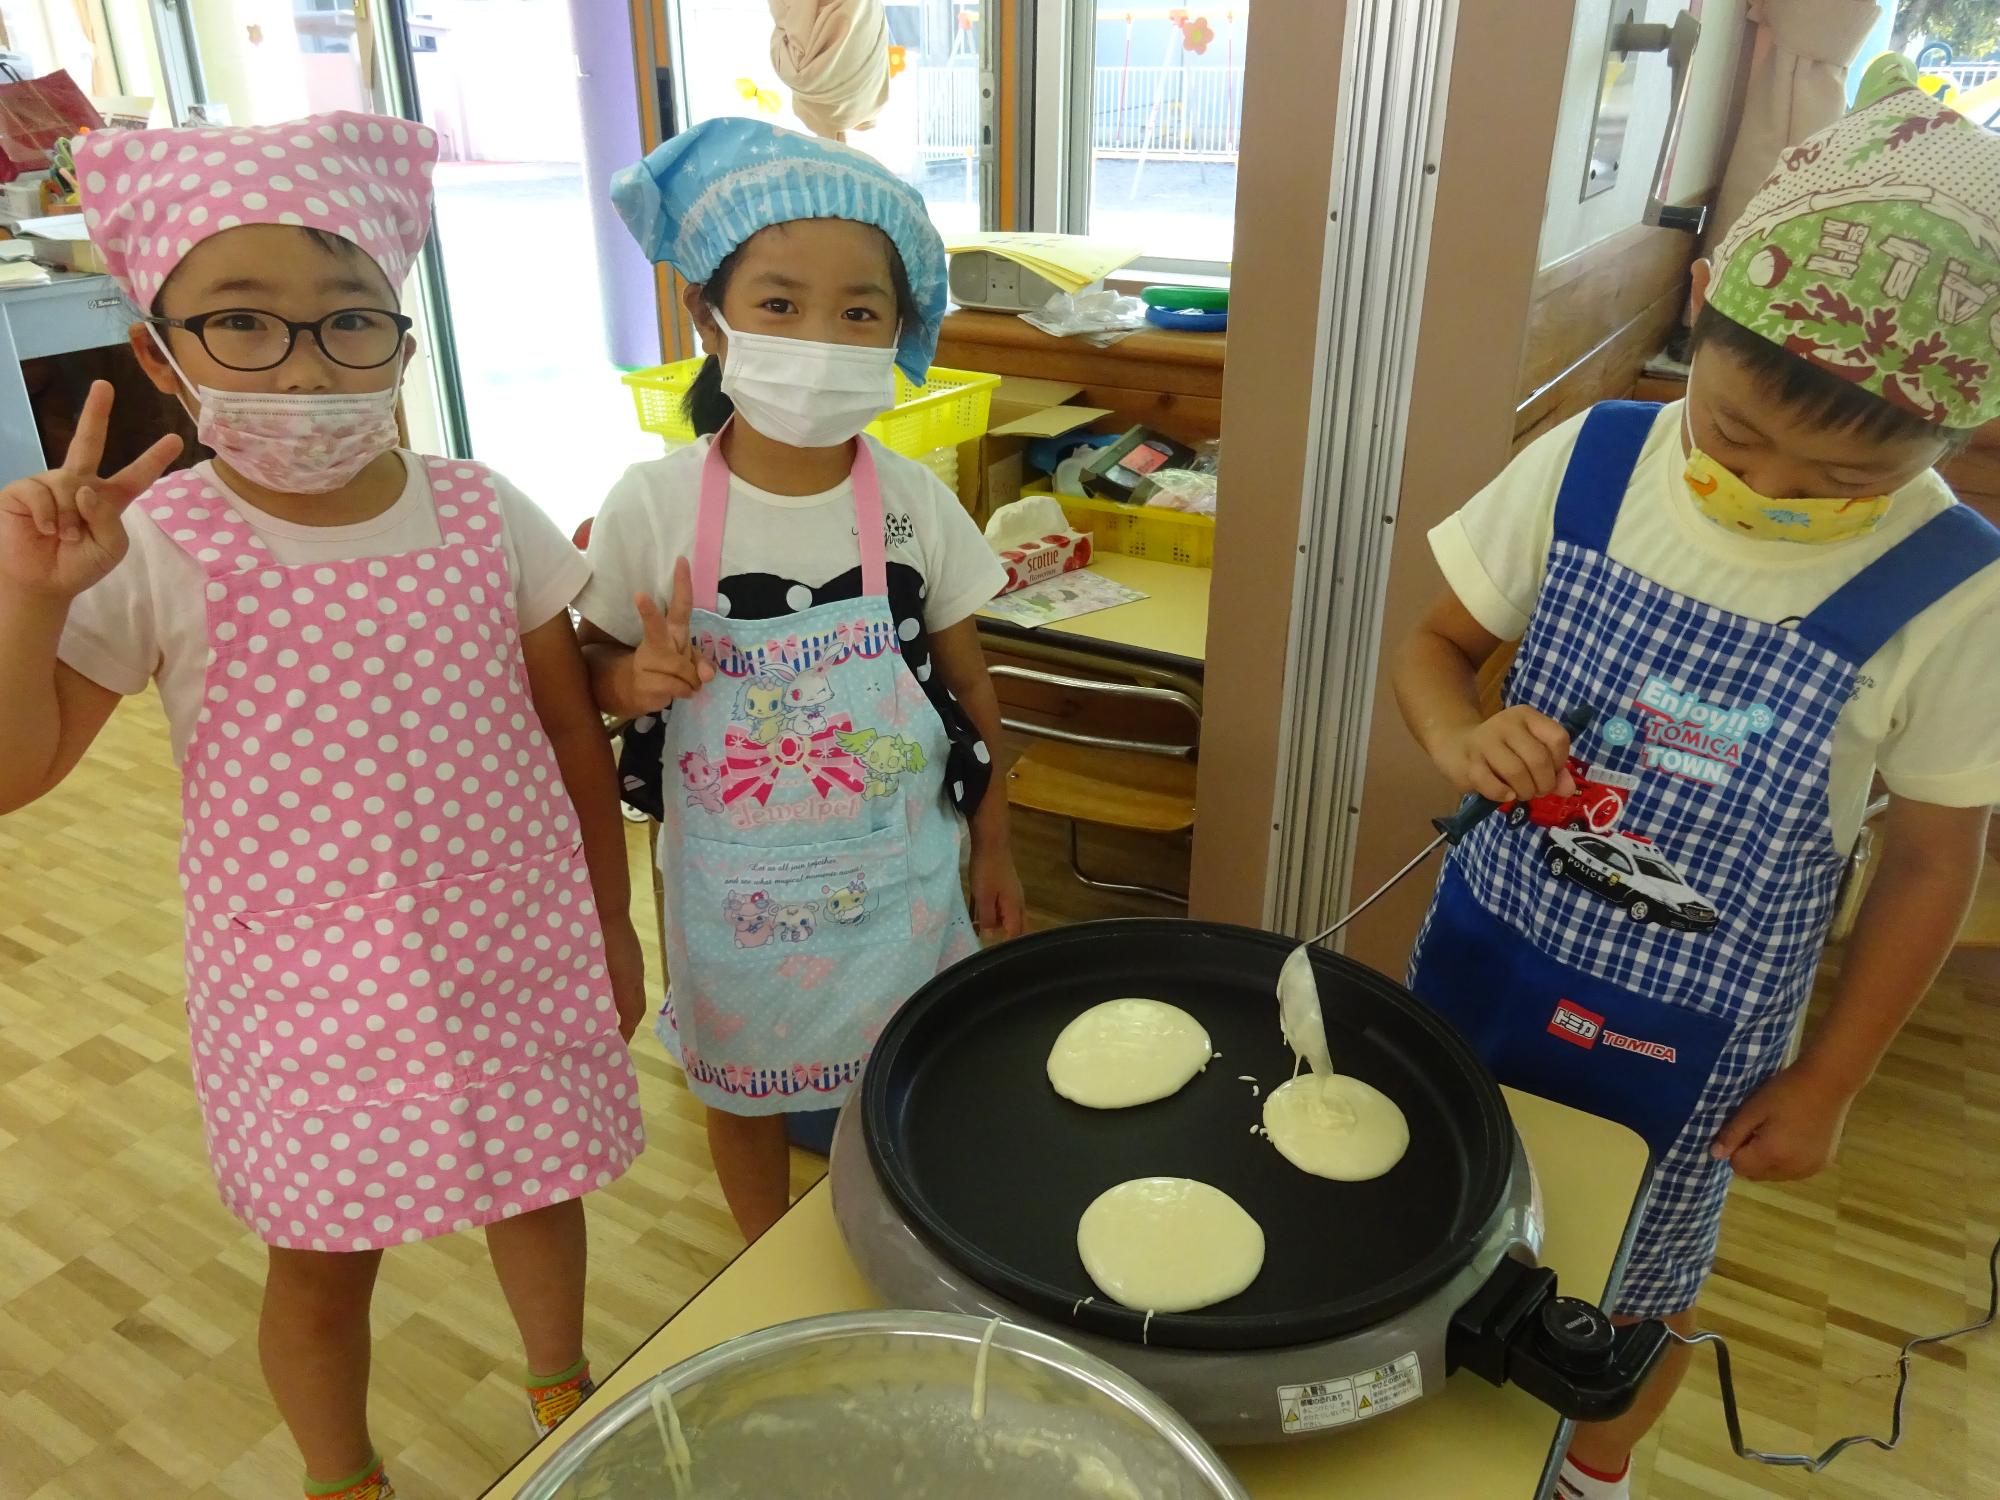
[1540, 827, 1719, 933]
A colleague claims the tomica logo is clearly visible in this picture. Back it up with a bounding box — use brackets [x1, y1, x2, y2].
[1546, 1001, 1679, 1063]
[1602, 1030, 1677, 1063]
[1547, 1000, 1603, 1049]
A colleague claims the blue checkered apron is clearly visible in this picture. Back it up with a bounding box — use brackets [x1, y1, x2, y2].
[1410, 401, 2000, 1318]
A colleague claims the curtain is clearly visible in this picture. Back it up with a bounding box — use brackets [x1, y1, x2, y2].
[1701, 0, 1882, 255]
[67, 0, 115, 95]
[767, 0, 892, 139]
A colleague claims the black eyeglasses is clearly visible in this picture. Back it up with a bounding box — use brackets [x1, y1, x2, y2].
[148, 307, 414, 372]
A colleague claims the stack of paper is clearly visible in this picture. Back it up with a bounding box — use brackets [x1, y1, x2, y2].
[942, 232, 1142, 295]
[981, 570, 1147, 628]
[0, 259, 51, 287]
[91, 94, 154, 130]
[13, 212, 103, 273]
[14, 213, 90, 240]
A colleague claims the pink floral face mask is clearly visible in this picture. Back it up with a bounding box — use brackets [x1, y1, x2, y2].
[151, 328, 402, 494]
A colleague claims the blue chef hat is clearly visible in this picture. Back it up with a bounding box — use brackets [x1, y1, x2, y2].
[611, 117, 948, 383]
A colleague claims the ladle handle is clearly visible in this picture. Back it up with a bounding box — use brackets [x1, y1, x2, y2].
[1430, 705, 1598, 844]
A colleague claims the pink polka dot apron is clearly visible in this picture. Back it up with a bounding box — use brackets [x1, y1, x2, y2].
[655, 435, 978, 1114]
[147, 458, 644, 1251]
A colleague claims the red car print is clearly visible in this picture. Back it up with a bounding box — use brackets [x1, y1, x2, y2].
[1503, 758, 1642, 834]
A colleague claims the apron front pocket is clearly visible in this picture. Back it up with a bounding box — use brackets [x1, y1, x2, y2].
[230, 843, 616, 1113]
[677, 824, 914, 970]
[1411, 861, 1734, 1157]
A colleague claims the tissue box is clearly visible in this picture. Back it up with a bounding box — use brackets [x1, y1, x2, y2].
[997, 529, 1092, 594]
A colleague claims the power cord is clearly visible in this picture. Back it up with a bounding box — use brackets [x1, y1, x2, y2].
[1667, 1227, 2000, 1472]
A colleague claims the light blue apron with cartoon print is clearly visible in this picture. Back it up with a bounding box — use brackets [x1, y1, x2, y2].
[655, 433, 978, 1114]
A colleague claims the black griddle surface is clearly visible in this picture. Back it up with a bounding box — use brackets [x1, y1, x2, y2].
[862, 920, 1514, 1351]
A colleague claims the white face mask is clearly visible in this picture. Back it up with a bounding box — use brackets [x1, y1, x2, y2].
[151, 328, 402, 495]
[713, 312, 899, 450]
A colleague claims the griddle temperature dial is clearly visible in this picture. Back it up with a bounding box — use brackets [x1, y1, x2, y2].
[1448, 1258, 1668, 1422]
[1538, 1297, 1615, 1373]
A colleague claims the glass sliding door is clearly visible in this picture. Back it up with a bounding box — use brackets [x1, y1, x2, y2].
[392, 0, 659, 533]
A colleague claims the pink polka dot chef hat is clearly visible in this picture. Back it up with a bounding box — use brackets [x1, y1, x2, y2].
[75, 110, 439, 309]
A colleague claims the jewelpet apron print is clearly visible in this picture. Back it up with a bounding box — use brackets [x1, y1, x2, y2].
[657, 437, 978, 1113]
[154, 460, 645, 1252]
[1410, 402, 2000, 1316]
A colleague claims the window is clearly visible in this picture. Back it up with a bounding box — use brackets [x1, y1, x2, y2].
[668, 0, 986, 237]
[663, 1, 1245, 274]
[1021, 2, 1249, 273]
[1068, 3, 1248, 268]
[0, 0, 102, 82]
[292, 0, 357, 56]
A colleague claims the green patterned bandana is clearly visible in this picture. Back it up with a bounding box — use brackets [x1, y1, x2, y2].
[1710, 54, 2000, 429]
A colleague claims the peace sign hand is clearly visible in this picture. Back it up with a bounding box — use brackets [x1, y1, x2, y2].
[628, 557, 715, 712]
[0, 380, 183, 600]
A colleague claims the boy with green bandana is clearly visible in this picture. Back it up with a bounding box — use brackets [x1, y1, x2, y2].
[1394, 56, 2000, 1498]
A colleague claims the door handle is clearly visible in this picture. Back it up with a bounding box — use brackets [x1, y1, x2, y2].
[1625, 10, 1707, 235]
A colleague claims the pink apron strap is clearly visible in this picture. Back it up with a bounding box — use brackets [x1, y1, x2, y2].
[690, 430, 890, 611]
[144, 471, 278, 577]
[690, 435, 731, 613]
[848, 437, 889, 601]
[422, 455, 504, 549]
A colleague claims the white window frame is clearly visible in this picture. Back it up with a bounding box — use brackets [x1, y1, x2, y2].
[1025, 0, 1238, 280]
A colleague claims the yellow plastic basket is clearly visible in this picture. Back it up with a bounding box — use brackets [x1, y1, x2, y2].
[1057, 491, 1215, 568]
[621, 359, 1002, 457]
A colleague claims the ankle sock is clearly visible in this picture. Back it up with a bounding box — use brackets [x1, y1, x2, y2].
[527, 1356, 596, 1435]
[1555, 1454, 1631, 1500]
[304, 1454, 395, 1500]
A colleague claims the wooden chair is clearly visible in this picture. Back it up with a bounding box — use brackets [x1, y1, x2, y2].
[993, 664, 1201, 904]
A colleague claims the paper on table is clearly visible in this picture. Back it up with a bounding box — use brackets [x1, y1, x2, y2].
[980, 569, 1146, 628]
[14, 214, 91, 240]
[943, 232, 1142, 294]
[0, 260, 51, 287]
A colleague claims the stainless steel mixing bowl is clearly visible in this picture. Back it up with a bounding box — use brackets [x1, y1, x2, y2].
[514, 1309, 1250, 1499]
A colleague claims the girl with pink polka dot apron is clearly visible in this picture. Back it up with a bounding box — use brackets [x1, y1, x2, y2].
[655, 436, 978, 1112]
[153, 459, 643, 1248]
[43, 109, 649, 1495]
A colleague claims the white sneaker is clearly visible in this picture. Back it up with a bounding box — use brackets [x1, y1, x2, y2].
[1555, 1456, 1631, 1500]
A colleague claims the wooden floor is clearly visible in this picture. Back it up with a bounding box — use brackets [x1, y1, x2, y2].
[0, 696, 1994, 1498]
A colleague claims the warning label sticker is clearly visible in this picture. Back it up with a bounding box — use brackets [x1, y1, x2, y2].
[1276, 1352, 1424, 1434]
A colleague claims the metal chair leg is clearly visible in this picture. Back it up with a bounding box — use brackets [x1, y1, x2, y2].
[1068, 821, 1189, 906]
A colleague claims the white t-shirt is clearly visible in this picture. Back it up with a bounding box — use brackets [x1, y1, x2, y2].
[59, 453, 590, 763]
[1430, 401, 2000, 851]
[575, 435, 1005, 644]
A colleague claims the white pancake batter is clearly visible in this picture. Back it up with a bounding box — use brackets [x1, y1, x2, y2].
[1046, 1000, 1213, 1109]
[1261, 1073, 1410, 1181]
[1076, 1177, 1265, 1312]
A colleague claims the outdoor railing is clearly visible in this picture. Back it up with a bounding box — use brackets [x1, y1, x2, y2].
[914, 63, 1246, 160]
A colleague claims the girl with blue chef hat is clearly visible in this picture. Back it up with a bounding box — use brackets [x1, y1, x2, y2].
[579, 119, 1024, 1241]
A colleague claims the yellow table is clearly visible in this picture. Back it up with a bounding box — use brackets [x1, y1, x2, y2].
[481, 1091, 1648, 1500]
[979, 554, 1213, 668]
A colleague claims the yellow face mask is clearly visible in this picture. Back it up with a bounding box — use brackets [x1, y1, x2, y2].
[1680, 390, 1892, 544]
[1682, 447, 1892, 543]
